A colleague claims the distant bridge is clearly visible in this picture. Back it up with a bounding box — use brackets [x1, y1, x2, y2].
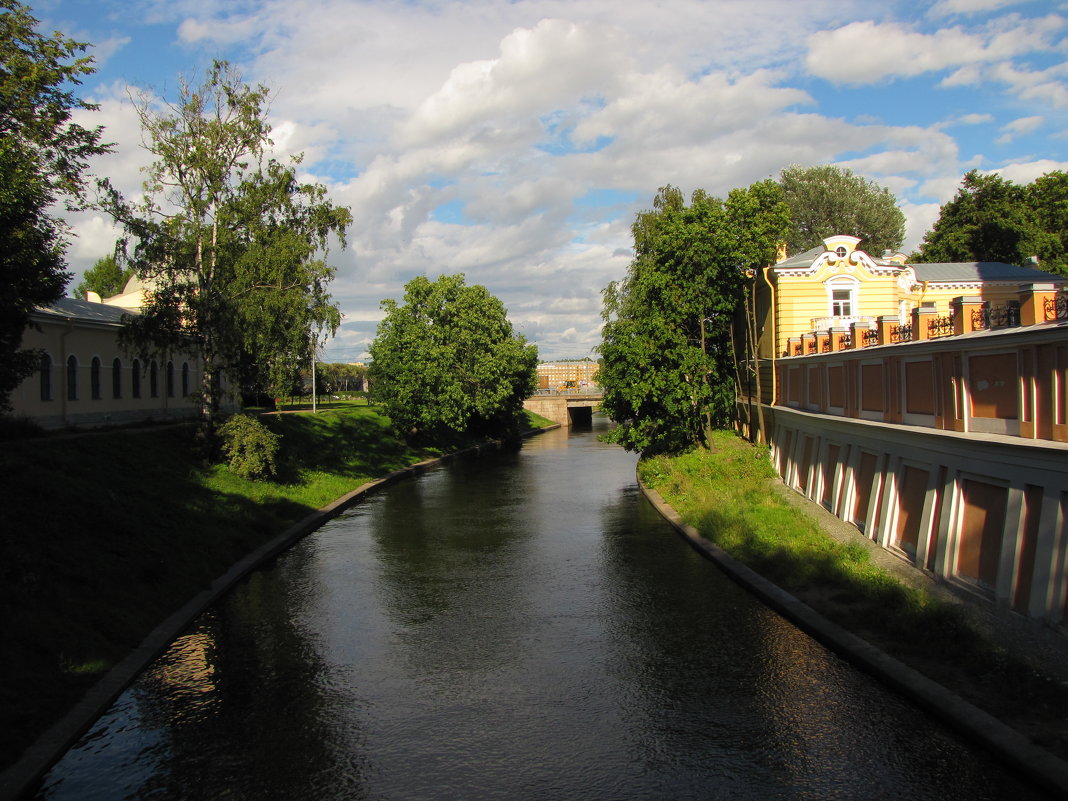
[523, 389, 603, 427]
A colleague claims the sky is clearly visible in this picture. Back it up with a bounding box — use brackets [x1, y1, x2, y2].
[33, 0, 1068, 363]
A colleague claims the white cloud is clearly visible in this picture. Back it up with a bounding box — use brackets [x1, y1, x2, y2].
[929, 0, 1022, 16]
[806, 15, 1064, 85]
[901, 201, 943, 252]
[991, 159, 1068, 183]
[996, 114, 1044, 143]
[988, 62, 1068, 108]
[46, 0, 1068, 361]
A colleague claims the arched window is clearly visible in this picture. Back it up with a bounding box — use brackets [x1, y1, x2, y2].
[166, 360, 175, 397]
[112, 358, 122, 399]
[39, 353, 53, 401]
[181, 362, 190, 397]
[90, 357, 102, 400]
[66, 355, 78, 401]
[132, 359, 141, 399]
[150, 360, 158, 398]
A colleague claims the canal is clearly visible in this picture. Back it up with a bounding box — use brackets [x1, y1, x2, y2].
[36, 417, 1052, 800]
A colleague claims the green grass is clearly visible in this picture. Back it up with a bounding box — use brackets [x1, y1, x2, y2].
[0, 406, 554, 770]
[640, 430, 1068, 757]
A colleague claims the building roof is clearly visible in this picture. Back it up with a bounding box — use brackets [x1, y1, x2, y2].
[910, 261, 1065, 284]
[774, 245, 825, 269]
[32, 297, 136, 326]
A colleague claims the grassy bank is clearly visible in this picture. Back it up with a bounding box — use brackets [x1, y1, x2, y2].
[0, 405, 553, 770]
[639, 430, 1068, 759]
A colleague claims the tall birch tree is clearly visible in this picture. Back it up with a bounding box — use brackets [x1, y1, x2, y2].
[104, 61, 351, 445]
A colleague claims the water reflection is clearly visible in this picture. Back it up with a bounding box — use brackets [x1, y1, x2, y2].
[36, 417, 1053, 800]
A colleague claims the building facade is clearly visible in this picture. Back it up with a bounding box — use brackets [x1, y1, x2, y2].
[536, 360, 600, 391]
[9, 281, 227, 429]
[749, 237, 1068, 626]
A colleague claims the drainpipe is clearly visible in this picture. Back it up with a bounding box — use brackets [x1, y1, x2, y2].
[59, 317, 74, 426]
[761, 266, 777, 404]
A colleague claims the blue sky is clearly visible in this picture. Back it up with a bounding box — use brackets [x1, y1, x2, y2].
[35, 0, 1068, 362]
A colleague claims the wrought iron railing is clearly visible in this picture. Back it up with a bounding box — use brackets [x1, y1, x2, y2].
[890, 323, 912, 343]
[973, 303, 1020, 330]
[862, 328, 879, 347]
[806, 339, 817, 354]
[1045, 291, 1068, 321]
[821, 339, 831, 353]
[840, 333, 852, 349]
[927, 316, 954, 338]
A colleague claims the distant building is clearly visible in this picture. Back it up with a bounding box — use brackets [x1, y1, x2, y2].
[8, 277, 231, 429]
[536, 360, 599, 391]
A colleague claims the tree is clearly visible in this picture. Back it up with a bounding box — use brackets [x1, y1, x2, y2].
[103, 61, 351, 443]
[778, 164, 906, 257]
[369, 274, 538, 442]
[1026, 171, 1068, 275]
[598, 182, 789, 455]
[0, 0, 108, 411]
[914, 170, 1041, 267]
[73, 253, 132, 299]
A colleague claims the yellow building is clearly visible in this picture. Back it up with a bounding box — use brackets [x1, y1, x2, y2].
[743, 235, 1068, 625]
[758, 235, 1065, 358]
[536, 360, 599, 391]
[9, 276, 235, 429]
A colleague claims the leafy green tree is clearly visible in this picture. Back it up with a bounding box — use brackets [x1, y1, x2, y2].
[73, 253, 132, 299]
[779, 164, 905, 257]
[102, 61, 351, 443]
[914, 170, 1042, 267]
[598, 182, 789, 455]
[0, 0, 108, 411]
[1027, 171, 1068, 275]
[369, 274, 538, 442]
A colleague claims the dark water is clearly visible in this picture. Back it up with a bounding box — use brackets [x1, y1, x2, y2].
[36, 418, 1052, 800]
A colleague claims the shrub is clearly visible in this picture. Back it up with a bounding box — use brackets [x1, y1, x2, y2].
[0, 415, 44, 441]
[218, 414, 281, 480]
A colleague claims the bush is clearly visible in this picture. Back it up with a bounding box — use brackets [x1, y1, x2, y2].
[0, 416, 44, 441]
[218, 414, 281, 480]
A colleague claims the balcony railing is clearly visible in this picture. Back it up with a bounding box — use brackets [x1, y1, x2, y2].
[928, 315, 954, 338]
[811, 315, 875, 331]
[889, 323, 913, 343]
[972, 303, 1021, 331]
[1045, 291, 1068, 321]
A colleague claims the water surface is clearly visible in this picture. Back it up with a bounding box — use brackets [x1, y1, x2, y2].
[37, 418, 1052, 800]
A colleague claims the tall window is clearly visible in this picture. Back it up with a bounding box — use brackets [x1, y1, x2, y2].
[112, 358, 122, 399]
[40, 353, 53, 401]
[826, 278, 858, 319]
[90, 357, 102, 400]
[132, 359, 141, 399]
[166, 360, 175, 397]
[66, 355, 78, 401]
[150, 360, 158, 398]
[181, 362, 190, 397]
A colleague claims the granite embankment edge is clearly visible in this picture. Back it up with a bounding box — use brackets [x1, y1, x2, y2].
[0, 424, 560, 801]
[637, 478, 1068, 798]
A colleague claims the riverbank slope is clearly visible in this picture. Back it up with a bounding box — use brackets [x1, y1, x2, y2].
[638, 431, 1068, 769]
[0, 404, 552, 776]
